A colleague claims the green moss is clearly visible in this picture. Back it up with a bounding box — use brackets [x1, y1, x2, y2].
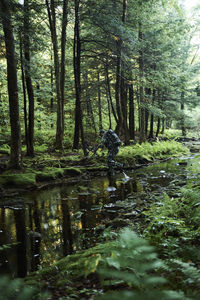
[36, 167, 64, 182]
[35, 167, 83, 182]
[86, 165, 106, 171]
[63, 167, 83, 176]
[118, 140, 189, 165]
[0, 173, 36, 187]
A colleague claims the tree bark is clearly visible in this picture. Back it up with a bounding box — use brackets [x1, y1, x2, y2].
[84, 71, 96, 132]
[60, 0, 69, 131]
[181, 92, 186, 136]
[19, 32, 28, 150]
[138, 22, 145, 143]
[149, 89, 156, 139]
[73, 0, 87, 156]
[145, 88, 151, 136]
[46, 0, 63, 149]
[0, 0, 21, 169]
[115, 40, 122, 134]
[156, 90, 161, 137]
[105, 62, 118, 124]
[73, 0, 81, 149]
[24, 0, 34, 156]
[97, 71, 102, 131]
[129, 83, 135, 140]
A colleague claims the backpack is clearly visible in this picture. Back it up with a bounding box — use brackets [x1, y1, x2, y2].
[106, 129, 121, 146]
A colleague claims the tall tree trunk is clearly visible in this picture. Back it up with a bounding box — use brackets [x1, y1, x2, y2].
[115, 40, 122, 134]
[115, 0, 127, 135]
[73, 0, 87, 156]
[138, 22, 145, 143]
[50, 51, 54, 114]
[84, 71, 96, 132]
[120, 0, 129, 143]
[129, 83, 135, 140]
[161, 118, 165, 134]
[156, 89, 161, 137]
[24, 0, 34, 156]
[19, 33, 28, 150]
[106, 86, 112, 129]
[156, 117, 160, 137]
[46, 0, 63, 149]
[60, 0, 69, 131]
[0, 0, 21, 169]
[73, 0, 81, 149]
[120, 78, 129, 143]
[181, 92, 186, 136]
[145, 88, 151, 136]
[105, 62, 118, 124]
[97, 71, 102, 131]
[149, 89, 156, 139]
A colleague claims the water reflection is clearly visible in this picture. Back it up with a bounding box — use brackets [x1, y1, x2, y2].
[0, 157, 190, 277]
[14, 207, 27, 277]
[0, 174, 138, 277]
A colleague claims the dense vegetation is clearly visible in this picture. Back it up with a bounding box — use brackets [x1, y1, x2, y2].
[0, 0, 200, 168]
[0, 0, 200, 299]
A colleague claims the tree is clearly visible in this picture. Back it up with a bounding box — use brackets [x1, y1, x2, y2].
[73, 0, 87, 156]
[23, 0, 35, 156]
[46, 0, 69, 149]
[0, 0, 21, 168]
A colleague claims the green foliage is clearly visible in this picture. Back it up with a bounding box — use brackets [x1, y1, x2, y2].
[36, 167, 64, 181]
[0, 173, 36, 188]
[96, 228, 187, 300]
[142, 187, 200, 297]
[0, 276, 49, 300]
[118, 140, 189, 165]
[0, 243, 19, 251]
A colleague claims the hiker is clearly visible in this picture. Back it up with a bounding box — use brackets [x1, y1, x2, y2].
[94, 129, 123, 176]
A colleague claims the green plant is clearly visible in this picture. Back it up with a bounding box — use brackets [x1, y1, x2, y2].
[118, 140, 189, 165]
[95, 228, 188, 300]
[0, 276, 49, 300]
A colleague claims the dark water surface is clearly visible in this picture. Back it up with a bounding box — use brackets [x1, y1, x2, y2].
[0, 154, 197, 278]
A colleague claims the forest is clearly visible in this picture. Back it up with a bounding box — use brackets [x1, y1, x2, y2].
[0, 0, 200, 299]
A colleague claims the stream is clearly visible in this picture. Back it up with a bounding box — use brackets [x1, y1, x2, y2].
[0, 153, 199, 278]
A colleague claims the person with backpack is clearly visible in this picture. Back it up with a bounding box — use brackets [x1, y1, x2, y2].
[94, 129, 123, 176]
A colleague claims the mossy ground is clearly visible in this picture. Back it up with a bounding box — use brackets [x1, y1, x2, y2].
[0, 140, 189, 191]
[25, 242, 114, 299]
[0, 138, 196, 299]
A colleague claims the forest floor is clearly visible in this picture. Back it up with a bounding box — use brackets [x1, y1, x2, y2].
[0, 136, 199, 198]
[22, 137, 200, 300]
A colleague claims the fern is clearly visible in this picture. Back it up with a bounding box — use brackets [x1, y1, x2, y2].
[0, 276, 49, 300]
[96, 228, 189, 300]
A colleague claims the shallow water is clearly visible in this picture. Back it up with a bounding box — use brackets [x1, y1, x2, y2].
[0, 154, 198, 277]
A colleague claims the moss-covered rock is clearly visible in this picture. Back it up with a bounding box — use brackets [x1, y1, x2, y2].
[36, 167, 64, 182]
[35, 167, 83, 182]
[0, 173, 36, 188]
[63, 167, 83, 176]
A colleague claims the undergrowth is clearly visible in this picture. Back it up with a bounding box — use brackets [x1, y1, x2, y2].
[0, 276, 49, 300]
[142, 187, 200, 299]
[118, 140, 189, 165]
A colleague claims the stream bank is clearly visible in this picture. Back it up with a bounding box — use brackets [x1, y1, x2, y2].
[1, 138, 200, 299]
[0, 139, 192, 198]
[23, 151, 200, 299]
